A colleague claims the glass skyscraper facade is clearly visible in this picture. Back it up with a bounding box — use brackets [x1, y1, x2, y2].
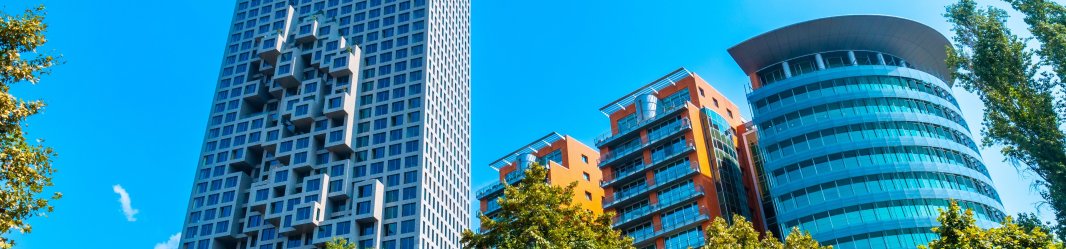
[178, 0, 470, 248]
[729, 15, 1005, 248]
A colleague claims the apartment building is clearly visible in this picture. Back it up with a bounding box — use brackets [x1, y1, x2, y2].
[596, 68, 765, 249]
[475, 132, 603, 221]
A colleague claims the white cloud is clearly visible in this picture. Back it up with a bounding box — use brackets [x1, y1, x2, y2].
[112, 184, 139, 222]
[153, 232, 181, 249]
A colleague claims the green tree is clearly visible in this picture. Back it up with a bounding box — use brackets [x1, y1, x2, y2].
[944, 0, 1066, 242]
[325, 237, 357, 249]
[921, 200, 1061, 249]
[0, 5, 60, 249]
[1016, 212, 1059, 240]
[1000, 1, 1066, 240]
[703, 214, 830, 249]
[460, 163, 634, 249]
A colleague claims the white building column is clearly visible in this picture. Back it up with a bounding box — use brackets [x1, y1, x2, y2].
[847, 51, 858, 65]
[781, 61, 792, 78]
[815, 53, 826, 70]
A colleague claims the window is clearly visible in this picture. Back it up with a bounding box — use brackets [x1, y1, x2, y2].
[583, 172, 591, 181]
[585, 191, 592, 200]
[581, 155, 589, 163]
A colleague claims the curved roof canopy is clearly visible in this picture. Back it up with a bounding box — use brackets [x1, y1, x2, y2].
[727, 15, 953, 84]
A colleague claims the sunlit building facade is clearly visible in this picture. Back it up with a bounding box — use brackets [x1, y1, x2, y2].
[475, 133, 603, 224]
[178, 0, 470, 248]
[729, 15, 1005, 248]
[596, 68, 766, 249]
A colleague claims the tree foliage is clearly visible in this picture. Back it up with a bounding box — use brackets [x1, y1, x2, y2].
[999, 1, 1066, 240]
[1016, 212, 1059, 240]
[702, 215, 830, 249]
[460, 163, 634, 249]
[944, 0, 1066, 242]
[0, 5, 60, 249]
[324, 237, 357, 249]
[921, 200, 1061, 249]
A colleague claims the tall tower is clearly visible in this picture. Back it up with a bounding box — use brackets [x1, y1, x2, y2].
[596, 68, 766, 249]
[729, 15, 1004, 248]
[178, 0, 470, 248]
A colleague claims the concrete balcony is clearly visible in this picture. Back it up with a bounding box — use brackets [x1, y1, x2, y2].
[311, 221, 339, 246]
[329, 46, 362, 78]
[258, 59, 275, 75]
[240, 81, 270, 105]
[302, 175, 329, 196]
[227, 147, 255, 169]
[259, 126, 282, 153]
[281, 93, 319, 128]
[295, 20, 318, 43]
[323, 92, 354, 118]
[324, 126, 353, 153]
[290, 201, 326, 231]
[248, 186, 271, 212]
[274, 136, 312, 166]
[258, 33, 285, 62]
[273, 52, 301, 88]
[352, 179, 385, 222]
[242, 211, 265, 237]
[326, 162, 352, 200]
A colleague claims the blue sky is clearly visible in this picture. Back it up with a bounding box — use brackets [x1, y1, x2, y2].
[3, 0, 1055, 248]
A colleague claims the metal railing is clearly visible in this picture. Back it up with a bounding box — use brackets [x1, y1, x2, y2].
[599, 123, 691, 167]
[612, 186, 705, 227]
[475, 182, 505, 199]
[595, 102, 690, 147]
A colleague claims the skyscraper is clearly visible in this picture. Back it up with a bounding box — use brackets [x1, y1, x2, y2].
[729, 15, 1004, 248]
[596, 68, 765, 249]
[476, 132, 603, 223]
[178, 0, 470, 248]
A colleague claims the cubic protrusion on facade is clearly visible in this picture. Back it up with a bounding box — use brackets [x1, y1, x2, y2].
[596, 68, 765, 249]
[476, 133, 604, 223]
[729, 15, 1005, 249]
[179, 0, 471, 248]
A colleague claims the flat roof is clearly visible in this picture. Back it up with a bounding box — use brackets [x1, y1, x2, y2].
[598, 67, 693, 115]
[487, 132, 565, 170]
[727, 15, 953, 84]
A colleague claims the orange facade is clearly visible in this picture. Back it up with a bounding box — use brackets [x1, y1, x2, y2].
[597, 68, 766, 248]
[475, 133, 604, 222]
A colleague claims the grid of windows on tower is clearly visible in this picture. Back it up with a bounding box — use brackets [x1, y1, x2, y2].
[180, 0, 470, 249]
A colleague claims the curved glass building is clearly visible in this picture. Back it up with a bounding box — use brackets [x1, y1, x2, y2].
[728, 15, 1005, 248]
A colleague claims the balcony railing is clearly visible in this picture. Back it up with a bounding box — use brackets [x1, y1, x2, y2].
[633, 213, 709, 246]
[650, 143, 696, 166]
[476, 182, 505, 199]
[484, 203, 502, 215]
[601, 163, 647, 187]
[599, 122, 691, 167]
[504, 170, 526, 185]
[612, 185, 704, 227]
[602, 163, 699, 208]
[596, 102, 690, 147]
